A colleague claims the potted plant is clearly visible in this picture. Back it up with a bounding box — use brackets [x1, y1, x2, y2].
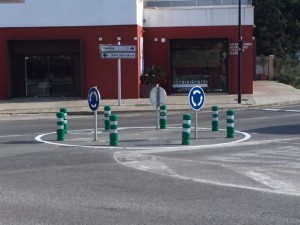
[140, 65, 166, 98]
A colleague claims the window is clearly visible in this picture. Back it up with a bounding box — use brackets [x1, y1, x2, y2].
[25, 55, 74, 97]
[170, 38, 229, 93]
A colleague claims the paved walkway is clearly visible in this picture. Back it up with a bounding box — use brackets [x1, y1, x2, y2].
[1, 81, 300, 115]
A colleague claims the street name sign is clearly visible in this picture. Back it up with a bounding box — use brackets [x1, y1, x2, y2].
[99, 44, 136, 59]
[101, 52, 136, 59]
[99, 43, 137, 105]
[100, 45, 136, 52]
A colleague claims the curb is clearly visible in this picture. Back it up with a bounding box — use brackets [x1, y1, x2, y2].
[1, 99, 300, 116]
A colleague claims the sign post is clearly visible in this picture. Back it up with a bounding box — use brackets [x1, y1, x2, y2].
[150, 85, 167, 130]
[188, 86, 205, 139]
[88, 86, 101, 141]
[99, 44, 136, 106]
[117, 42, 122, 106]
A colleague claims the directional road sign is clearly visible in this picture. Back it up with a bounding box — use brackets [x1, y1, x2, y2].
[188, 86, 205, 111]
[88, 86, 101, 111]
[101, 52, 136, 59]
[100, 45, 136, 52]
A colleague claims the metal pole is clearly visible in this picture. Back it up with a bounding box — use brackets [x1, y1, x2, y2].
[156, 84, 160, 130]
[118, 41, 122, 106]
[195, 111, 198, 139]
[25, 57, 28, 97]
[238, 0, 242, 104]
[94, 111, 97, 141]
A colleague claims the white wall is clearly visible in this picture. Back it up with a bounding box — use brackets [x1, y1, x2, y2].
[136, 0, 144, 28]
[143, 6, 254, 27]
[0, 0, 143, 27]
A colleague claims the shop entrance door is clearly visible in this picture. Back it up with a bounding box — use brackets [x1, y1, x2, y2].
[9, 40, 82, 98]
[25, 55, 76, 97]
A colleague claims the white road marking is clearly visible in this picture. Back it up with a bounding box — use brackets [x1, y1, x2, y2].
[35, 132, 122, 149]
[114, 137, 300, 197]
[262, 108, 300, 113]
[238, 113, 300, 122]
[0, 134, 33, 138]
[36, 127, 300, 196]
[35, 127, 251, 151]
[263, 109, 282, 112]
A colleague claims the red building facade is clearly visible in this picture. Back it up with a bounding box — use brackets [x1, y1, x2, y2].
[0, 0, 254, 100]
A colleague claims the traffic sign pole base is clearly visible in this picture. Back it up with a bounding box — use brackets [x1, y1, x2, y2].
[109, 114, 119, 147]
[182, 140, 190, 145]
[226, 110, 235, 139]
[159, 105, 167, 129]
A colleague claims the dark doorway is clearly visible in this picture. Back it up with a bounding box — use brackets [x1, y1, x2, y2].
[9, 40, 82, 97]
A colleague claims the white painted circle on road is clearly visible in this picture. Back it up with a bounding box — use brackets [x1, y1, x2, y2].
[35, 127, 251, 151]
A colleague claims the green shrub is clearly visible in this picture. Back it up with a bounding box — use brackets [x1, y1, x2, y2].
[274, 57, 300, 88]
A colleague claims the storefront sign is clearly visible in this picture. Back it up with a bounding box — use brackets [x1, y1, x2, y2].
[230, 42, 253, 55]
[173, 79, 208, 88]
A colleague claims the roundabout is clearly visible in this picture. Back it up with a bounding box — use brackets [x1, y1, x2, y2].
[35, 126, 251, 151]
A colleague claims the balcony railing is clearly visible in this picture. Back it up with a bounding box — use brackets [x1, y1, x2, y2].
[144, 0, 252, 7]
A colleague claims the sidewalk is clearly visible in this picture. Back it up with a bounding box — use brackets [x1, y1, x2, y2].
[1, 81, 300, 115]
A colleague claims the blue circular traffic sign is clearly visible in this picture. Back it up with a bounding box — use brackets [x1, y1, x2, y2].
[88, 86, 100, 111]
[188, 86, 205, 111]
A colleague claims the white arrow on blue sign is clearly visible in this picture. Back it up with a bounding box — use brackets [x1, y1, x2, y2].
[88, 86, 101, 111]
[188, 86, 205, 111]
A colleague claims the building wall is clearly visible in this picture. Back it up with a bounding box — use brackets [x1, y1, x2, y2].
[0, 1, 254, 99]
[143, 25, 254, 94]
[0, 25, 143, 99]
[143, 5, 254, 94]
[0, 0, 143, 99]
[143, 5, 254, 27]
[0, 0, 143, 27]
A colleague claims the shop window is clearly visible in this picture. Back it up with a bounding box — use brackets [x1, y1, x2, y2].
[25, 55, 74, 97]
[171, 39, 229, 93]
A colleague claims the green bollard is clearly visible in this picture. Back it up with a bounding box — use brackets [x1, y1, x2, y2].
[159, 105, 167, 129]
[182, 114, 192, 145]
[104, 105, 112, 131]
[60, 108, 68, 134]
[212, 106, 219, 131]
[109, 114, 118, 146]
[227, 109, 235, 138]
[56, 112, 65, 141]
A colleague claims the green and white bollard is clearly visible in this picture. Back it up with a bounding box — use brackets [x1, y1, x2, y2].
[212, 106, 219, 131]
[104, 105, 112, 131]
[60, 108, 68, 134]
[109, 114, 119, 146]
[159, 105, 167, 129]
[182, 114, 192, 145]
[227, 109, 235, 138]
[56, 112, 65, 141]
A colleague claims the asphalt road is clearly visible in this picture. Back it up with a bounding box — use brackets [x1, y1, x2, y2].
[0, 105, 299, 225]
